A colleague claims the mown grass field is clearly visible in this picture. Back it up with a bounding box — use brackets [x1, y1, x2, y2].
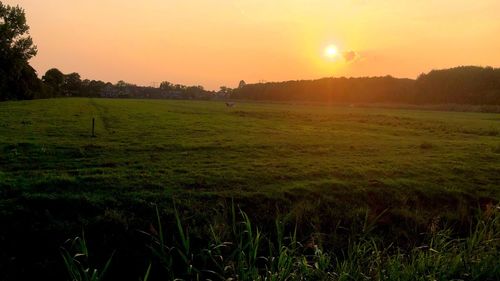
[0, 98, 499, 280]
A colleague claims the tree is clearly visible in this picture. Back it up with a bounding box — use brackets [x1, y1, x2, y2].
[10, 63, 41, 99]
[238, 80, 246, 88]
[116, 80, 129, 88]
[415, 66, 500, 104]
[81, 79, 106, 97]
[0, 2, 39, 100]
[185, 85, 205, 99]
[63, 72, 82, 96]
[160, 81, 173, 91]
[218, 86, 232, 98]
[42, 68, 64, 97]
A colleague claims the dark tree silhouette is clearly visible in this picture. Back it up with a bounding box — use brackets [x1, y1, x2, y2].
[231, 76, 415, 103]
[63, 72, 82, 96]
[231, 67, 500, 105]
[415, 66, 500, 105]
[0, 2, 39, 100]
[42, 68, 64, 97]
[80, 79, 106, 97]
[160, 81, 173, 90]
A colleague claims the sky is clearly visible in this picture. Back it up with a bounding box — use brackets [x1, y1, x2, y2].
[5, 0, 500, 90]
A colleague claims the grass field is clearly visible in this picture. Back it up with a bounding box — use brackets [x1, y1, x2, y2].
[0, 98, 499, 280]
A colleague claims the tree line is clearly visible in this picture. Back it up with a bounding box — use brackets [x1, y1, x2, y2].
[414, 66, 500, 104]
[230, 67, 500, 105]
[230, 76, 415, 103]
[0, 2, 212, 101]
[37, 69, 212, 100]
[1, 2, 500, 105]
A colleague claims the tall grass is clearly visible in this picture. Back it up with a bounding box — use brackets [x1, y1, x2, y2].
[60, 233, 113, 281]
[63, 204, 500, 280]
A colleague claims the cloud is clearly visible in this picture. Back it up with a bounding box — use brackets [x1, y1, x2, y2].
[342, 51, 359, 62]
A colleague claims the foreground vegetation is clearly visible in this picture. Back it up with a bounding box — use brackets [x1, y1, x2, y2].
[0, 98, 499, 280]
[63, 204, 500, 281]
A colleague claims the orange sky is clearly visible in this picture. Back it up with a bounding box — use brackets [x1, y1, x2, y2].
[5, 0, 500, 90]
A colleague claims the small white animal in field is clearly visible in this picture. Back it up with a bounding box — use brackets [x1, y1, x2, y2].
[225, 102, 235, 108]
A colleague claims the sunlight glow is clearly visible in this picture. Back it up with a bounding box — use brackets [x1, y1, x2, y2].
[324, 45, 339, 59]
[4, 0, 500, 89]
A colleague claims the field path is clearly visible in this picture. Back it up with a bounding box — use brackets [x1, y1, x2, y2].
[88, 98, 113, 134]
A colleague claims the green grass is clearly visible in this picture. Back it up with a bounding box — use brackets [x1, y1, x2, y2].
[61, 234, 114, 281]
[70, 203, 500, 281]
[0, 98, 499, 280]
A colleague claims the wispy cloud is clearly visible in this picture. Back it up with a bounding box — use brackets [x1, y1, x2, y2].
[342, 51, 359, 62]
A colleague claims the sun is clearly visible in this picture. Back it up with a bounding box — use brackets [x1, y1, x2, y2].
[324, 45, 339, 59]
